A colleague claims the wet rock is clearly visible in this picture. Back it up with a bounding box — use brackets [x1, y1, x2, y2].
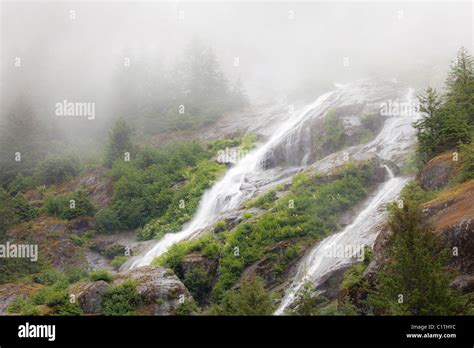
[181, 252, 218, 278]
[450, 275, 474, 294]
[422, 180, 474, 274]
[240, 239, 308, 291]
[68, 280, 109, 314]
[316, 265, 351, 300]
[114, 265, 194, 315]
[418, 151, 458, 190]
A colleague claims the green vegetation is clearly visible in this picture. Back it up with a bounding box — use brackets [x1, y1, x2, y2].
[95, 207, 121, 232]
[322, 109, 346, 150]
[245, 189, 277, 209]
[139, 159, 225, 240]
[453, 143, 474, 183]
[7, 174, 38, 195]
[155, 161, 379, 309]
[102, 280, 142, 316]
[105, 118, 134, 168]
[90, 269, 114, 282]
[0, 188, 38, 238]
[288, 281, 358, 316]
[183, 267, 214, 306]
[111, 255, 129, 270]
[7, 268, 87, 316]
[363, 48, 474, 316]
[107, 141, 225, 233]
[209, 277, 274, 315]
[176, 299, 199, 315]
[45, 190, 95, 220]
[35, 155, 81, 185]
[414, 47, 473, 162]
[368, 186, 465, 315]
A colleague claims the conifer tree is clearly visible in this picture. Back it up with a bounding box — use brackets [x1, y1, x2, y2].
[105, 118, 134, 167]
[369, 190, 465, 315]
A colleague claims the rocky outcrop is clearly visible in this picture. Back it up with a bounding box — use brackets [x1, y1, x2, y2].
[418, 151, 458, 190]
[0, 283, 43, 315]
[181, 252, 218, 278]
[240, 239, 309, 291]
[66, 266, 195, 315]
[114, 266, 194, 315]
[422, 180, 474, 274]
[450, 275, 474, 294]
[68, 280, 109, 314]
[56, 167, 113, 208]
[6, 216, 88, 272]
[66, 217, 95, 236]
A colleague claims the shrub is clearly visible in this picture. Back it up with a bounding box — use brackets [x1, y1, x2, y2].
[102, 280, 141, 315]
[7, 174, 37, 195]
[0, 188, 18, 236]
[109, 141, 225, 234]
[209, 277, 274, 315]
[90, 269, 114, 283]
[45, 190, 95, 220]
[13, 193, 38, 222]
[183, 267, 214, 305]
[104, 244, 126, 258]
[7, 297, 40, 315]
[176, 299, 198, 315]
[35, 155, 81, 185]
[95, 208, 121, 232]
[104, 118, 134, 168]
[111, 255, 128, 270]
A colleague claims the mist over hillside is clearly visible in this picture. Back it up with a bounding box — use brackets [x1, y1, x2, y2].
[1, 2, 471, 144]
[0, 2, 473, 342]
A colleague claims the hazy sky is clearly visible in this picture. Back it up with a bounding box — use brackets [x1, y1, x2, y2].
[1, 1, 472, 129]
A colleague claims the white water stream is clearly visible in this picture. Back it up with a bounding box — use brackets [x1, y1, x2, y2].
[274, 167, 409, 314]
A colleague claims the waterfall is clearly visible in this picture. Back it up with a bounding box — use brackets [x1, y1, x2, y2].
[275, 168, 409, 314]
[122, 80, 419, 310]
[122, 91, 337, 270]
[274, 88, 419, 314]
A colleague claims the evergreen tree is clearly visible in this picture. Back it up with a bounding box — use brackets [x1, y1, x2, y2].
[413, 87, 444, 160]
[368, 191, 465, 315]
[0, 97, 50, 186]
[414, 47, 473, 161]
[445, 47, 474, 124]
[104, 119, 134, 167]
[210, 277, 274, 315]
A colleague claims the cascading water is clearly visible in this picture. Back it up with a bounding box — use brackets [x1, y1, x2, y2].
[275, 167, 409, 314]
[122, 91, 337, 270]
[275, 88, 420, 314]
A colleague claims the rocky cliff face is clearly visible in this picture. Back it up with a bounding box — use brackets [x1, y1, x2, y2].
[422, 181, 474, 277]
[418, 151, 459, 190]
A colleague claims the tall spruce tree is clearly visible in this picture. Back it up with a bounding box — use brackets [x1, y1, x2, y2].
[413, 87, 444, 161]
[368, 190, 465, 315]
